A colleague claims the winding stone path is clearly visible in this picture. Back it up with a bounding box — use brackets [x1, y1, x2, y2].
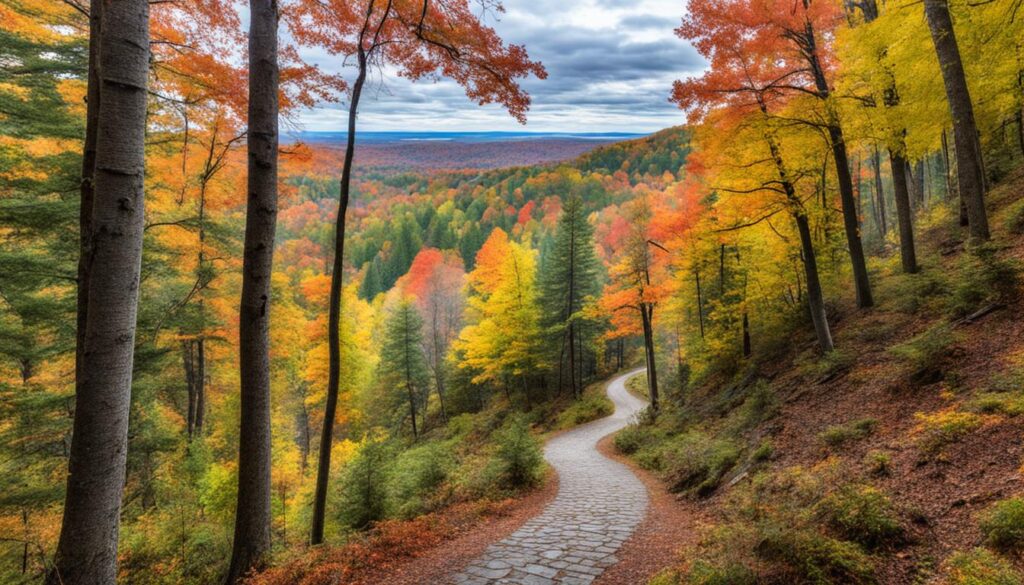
[450, 368, 650, 585]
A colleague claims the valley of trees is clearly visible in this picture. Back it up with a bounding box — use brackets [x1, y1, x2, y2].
[2, 0, 1024, 583]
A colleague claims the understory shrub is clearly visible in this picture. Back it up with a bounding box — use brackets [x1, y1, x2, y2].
[942, 548, 1023, 585]
[1004, 199, 1024, 235]
[980, 497, 1024, 553]
[388, 442, 454, 518]
[968, 392, 1024, 416]
[556, 391, 613, 428]
[819, 484, 904, 549]
[947, 245, 1020, 318]
[675, 463, 885, 585]
[913, 410, 984, 455]
[338, 436, 394, 529]
[820, 418, 878, 448]
[756, 526, 875, 585]
[493, 414, 544, 489]
[889, 324, 960, 383]
[614, 423, 648, 455]
[864, 450, 892, 477]
[663, 431, 740, 497]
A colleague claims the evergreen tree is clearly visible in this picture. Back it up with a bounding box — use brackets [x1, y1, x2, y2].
[359, 254, 386, 300]
[379, 299, 431, 439]
[538, 196, 601, 397]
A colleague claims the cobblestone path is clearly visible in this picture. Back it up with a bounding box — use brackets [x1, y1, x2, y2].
[450, 368, 649, 585]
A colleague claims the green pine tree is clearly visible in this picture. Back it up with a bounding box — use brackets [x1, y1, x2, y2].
[538, 196, 602, 398]
[379, 299, 431, 439]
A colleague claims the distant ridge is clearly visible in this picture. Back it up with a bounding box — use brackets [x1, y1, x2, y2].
[294, 131, 648, 144]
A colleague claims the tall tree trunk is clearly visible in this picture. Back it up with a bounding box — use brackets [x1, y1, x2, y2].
[225, 0, 278, 580]
[888, 149, 919, 273]
[762, 118, 834, 353]
[912, 160, 926, 206]
[795, 214, 835, 352]
[800, 8, 873, 307]
[48, 0, 149, 582]
[695, 269, 705, 339]
[75, 0, 101, 400]
[828, 124, 873, 307]
[195, 338, 206, 433]
[640, 304, 659, 411]
[923, 0, 989, 241]
[183, 341, 197, 438]
[311, 15, 371, 545]
[872, 147, 887, 236]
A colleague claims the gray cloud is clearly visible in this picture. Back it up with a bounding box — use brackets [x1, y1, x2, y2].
[297, 0, 706, 132]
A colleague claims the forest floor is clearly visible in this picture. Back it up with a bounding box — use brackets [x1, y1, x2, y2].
[614, 164, 1024, 584]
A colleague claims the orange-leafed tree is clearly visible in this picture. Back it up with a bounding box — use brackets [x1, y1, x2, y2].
[600, 194, 670, 412]
[675, 0, 873, 309]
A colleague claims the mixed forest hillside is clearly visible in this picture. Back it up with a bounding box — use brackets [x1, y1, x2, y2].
[3, 0, 1024, 584]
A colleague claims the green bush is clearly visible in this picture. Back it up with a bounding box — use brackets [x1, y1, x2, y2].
[683, 560, 757, 585]
[614, 423, 648, 455]
[890, 324, 959, 382]
[819, 485, 904, 549]
[388, 442, 453, 518]
[756, 526, 875, 585]
[556, 392, 613, 428]
[980, 498, 1024, 552]
[942, 548, 1023, 585]
[948, 245, 1020, 318]
[663, 432, 741, 497]
[914, 410, 984, 455]
[968, 392, 1024, 416]
[864, 450, 892, 477]
[736, 381, 779, 429]
[820, 418, 878, 448]
[338, 436, 394, 529]
[493, 414, 544, 489]
[752, 440, 774, 462]
[1005, 199, 1024, 235]
[797, 349, 854, 381]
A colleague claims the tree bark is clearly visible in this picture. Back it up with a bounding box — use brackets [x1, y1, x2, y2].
[640, 304, 659, 411]
[800, 8, 873, 307]
[923, 0, 989, 241]
[311, 4, 372, 545]
[888, 149, 919, 273]
[225, 0, 278, 580]
[48, 0, 149, 582]
[872, 147, 887, 236]
[75, 0, 100, 402]
[795, 214, 835, 352]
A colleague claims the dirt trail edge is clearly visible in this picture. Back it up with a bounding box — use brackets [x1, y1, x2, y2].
[450, 368, 650, 585]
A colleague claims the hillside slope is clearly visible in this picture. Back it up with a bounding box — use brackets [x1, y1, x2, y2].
[618, 165, 1024, 584]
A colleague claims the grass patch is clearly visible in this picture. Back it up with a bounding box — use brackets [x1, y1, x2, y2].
[913, 410, 984, 456]
[818, 484, 904, 549]
[889, 324, 960, 383]
[947, 244, 1020, 318]
[663, 431, 741, 497]
[967, 392, 1024, 416]
[942, 548, 1023, 585]
[797, 349, 854, 381]
[863, 450, 892, 477]
[554, 391, 613, 429]
[820, 418, 878, 448]
[980, 497, 1024, 553]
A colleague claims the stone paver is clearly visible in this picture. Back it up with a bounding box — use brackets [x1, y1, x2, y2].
[450, 368, 649, 584]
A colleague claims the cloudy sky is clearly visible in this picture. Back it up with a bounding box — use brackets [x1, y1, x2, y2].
[296, 0, 706, 133]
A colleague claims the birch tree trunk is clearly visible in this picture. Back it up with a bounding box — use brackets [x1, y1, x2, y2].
[48, 0, 149, 582]
[225, 0, 278, 580]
